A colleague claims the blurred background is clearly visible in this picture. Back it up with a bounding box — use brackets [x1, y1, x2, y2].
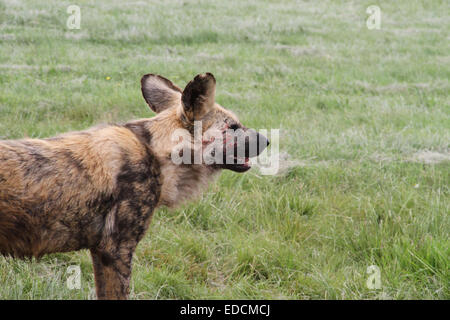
[0, 0, 448, 299]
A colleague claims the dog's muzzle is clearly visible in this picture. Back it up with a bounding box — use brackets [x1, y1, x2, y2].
[219, 129, 270, 173]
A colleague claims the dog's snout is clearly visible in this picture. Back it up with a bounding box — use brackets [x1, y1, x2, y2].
[241, 130, 269, 158]
[257, 132, 269, 153]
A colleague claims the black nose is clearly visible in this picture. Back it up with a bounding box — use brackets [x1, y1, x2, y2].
[242, 130, 269, 158]
[256, 132, 269, 154]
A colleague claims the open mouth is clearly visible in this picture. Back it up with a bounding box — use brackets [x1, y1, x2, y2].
[221, 156, 251, 172]
[209, 129, 269, 173]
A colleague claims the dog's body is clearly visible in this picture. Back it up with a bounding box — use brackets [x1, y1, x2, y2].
[0, 73, 268, 299]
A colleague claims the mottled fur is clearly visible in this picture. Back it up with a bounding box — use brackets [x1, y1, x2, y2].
[0, 73, 268, 299]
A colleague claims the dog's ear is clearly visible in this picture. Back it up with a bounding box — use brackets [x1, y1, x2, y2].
[182, 73, 216, 121]
[141, 74, 182, 113]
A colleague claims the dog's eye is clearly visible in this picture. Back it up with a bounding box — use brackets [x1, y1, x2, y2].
[229, 124, 239, 130]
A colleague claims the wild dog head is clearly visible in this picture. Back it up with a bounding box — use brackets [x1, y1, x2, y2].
[141, 73, 269, 173]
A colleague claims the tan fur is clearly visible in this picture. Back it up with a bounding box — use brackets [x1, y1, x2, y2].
[0, 72, 268, 299]
[128, 104, 225, 208]
[0, 125, 150, 257]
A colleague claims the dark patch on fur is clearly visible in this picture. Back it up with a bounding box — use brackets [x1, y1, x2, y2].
[60, 150, 86, 173]
[124, 122, 152, 147]
[112, 139, 161, 244]
[100, 251, 115, 266]
[20, 144, 53, 179]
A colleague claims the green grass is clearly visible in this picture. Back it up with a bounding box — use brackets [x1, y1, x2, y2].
[0, 0, 449, 299]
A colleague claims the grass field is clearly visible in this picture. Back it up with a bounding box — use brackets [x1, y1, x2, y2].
[0, 0, 449, 299]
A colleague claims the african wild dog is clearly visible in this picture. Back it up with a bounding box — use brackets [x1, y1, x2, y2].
[0, 73, 269, 299]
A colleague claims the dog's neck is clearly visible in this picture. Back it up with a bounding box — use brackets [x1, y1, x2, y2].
[125, 113, 220, 209]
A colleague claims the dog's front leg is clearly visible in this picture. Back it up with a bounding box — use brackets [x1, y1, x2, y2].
[90, 245, 134, 300]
